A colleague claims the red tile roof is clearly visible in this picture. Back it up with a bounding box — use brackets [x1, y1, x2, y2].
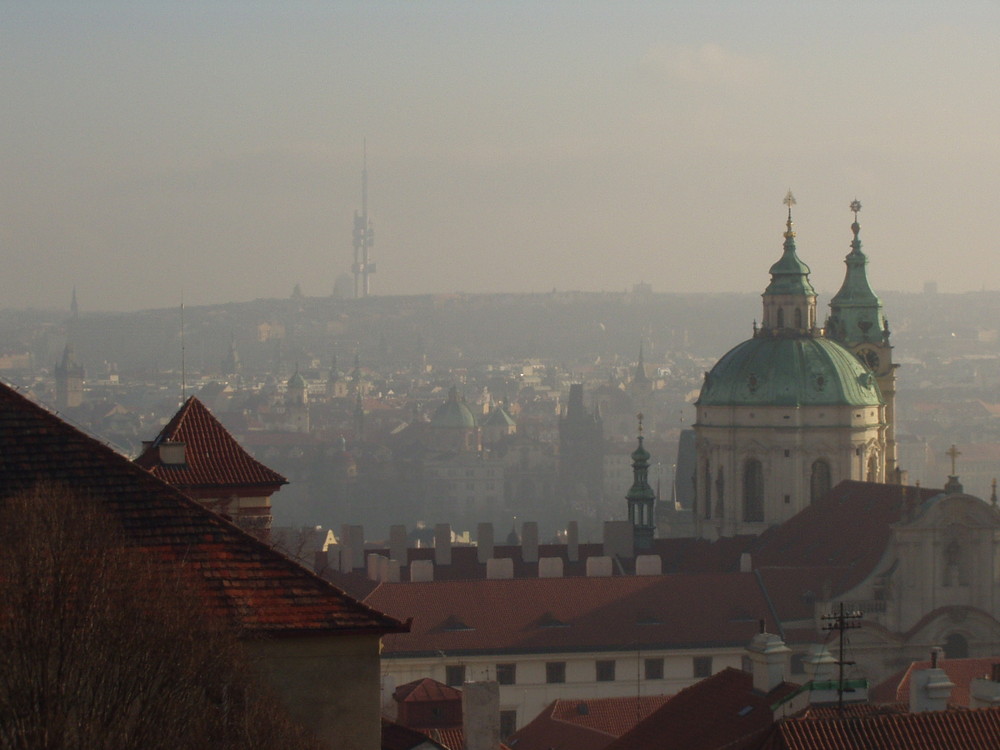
[366, 574, 779, 656]
[381, 718, 451, 750]
[751, 481, 942, 599]
[511, 694, 673, 750]
[0, 382, 405, 637]
[136, 396, 287, 492]
[395, 678, 462, 704]
[603, 668, 799, 750]
[759, 707, 1000, 749]
[871, 658, 1000, 707]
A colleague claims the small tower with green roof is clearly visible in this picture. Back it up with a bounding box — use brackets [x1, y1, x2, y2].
[760, 191, 819, 337]
[827, 200, 897, 480]
[627, 413, 656, 550]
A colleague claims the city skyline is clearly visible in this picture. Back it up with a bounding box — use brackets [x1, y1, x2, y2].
[3, 2, 999, 311]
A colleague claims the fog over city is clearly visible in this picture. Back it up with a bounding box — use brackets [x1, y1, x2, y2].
[3, 2, 999, 311]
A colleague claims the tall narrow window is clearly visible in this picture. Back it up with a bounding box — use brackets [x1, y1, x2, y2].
[743, 459, 764, 522]
[715, 467, 725, 518]
[703, 462, 712, 520]
[867, 454, 879, 482]
[794, 308, 803, 329]
[777, 308, 785, 328]
[810, 459, 831, 504]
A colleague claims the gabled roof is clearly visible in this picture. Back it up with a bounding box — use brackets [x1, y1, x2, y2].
[751, 481, 942, 599]
[380, 718, 451, 750]
[136, 396, 287, 491]
[394, 678, 461, 704]
[510, 695, 672, 750]
[759, 706, 1000, 749]
[603, 668, 799, 750]
[367, 574, 779, 656]
[0, 382, 405, 637]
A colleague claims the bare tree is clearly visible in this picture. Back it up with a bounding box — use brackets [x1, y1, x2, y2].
[0, 483, 323, 750]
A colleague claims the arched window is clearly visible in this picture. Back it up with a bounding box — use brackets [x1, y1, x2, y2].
[944, 540, 969, 587]
[794, 308, 803, 329]
[743, 459, 764, 522]
[866, 454, 879, 482]
[703, 462, 712, 520]
[943, 633, 968, 659]
[810, 459, 831, 504]
[776, 308, 785, 328]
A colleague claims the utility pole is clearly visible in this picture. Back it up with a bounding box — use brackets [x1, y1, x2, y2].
[821, 602, 862, 714]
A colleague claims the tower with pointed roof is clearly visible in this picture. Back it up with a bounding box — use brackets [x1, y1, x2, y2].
[826, 200, 897, 480]
[54, 343, 85, 410]
[627, 414, 656, 550]
[285, 367, 310, 433]
[693, 194, 889, 538]
[559, 384, 604, 512]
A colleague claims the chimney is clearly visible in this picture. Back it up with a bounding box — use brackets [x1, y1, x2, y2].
[435, 523, 452, 566]
[739, 552, 753, 573]
[462, 681, 501, 750]
[603, 520, 634, 560]
[477, 523, 494, 563]
[158, 440, 186, 465]
[486, 557, 513, 580]
[970, 664, 1000, 708]
[538, 557, 564, 578]
[410, 559, 434, 582]
[566, 521, 579, 563]
[804, 643, 837, 683]
[635, 554, 662, 576]
[746, 628, 790, 693]
[909, 649, 955, 712]
[522, 522, 539, 563]
[389, 525, 408, 565]
[586, 556, 612, 577]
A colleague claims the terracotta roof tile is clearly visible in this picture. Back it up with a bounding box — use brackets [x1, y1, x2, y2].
[871, 658, 1000, 708]
[0, 383, 404, 637]
[367, 575, 779, 656]
[395, 678, 462, 704]
[510, 695, 670, 750]
[381, 718, 451, 750]
[603, 668, 798, 750]
[136, 396, 287, 491]
[761, 707, 1000, 749]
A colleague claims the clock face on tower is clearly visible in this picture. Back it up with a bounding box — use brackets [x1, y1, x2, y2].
[857, 347, 880, 373]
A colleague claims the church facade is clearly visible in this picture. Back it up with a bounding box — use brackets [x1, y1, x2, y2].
[694, 196, 895, 538]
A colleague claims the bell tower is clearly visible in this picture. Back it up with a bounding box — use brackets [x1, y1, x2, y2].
[826, 200, 897, 480]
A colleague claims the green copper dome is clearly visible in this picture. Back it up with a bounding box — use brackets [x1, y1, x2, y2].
[827, 207, 886, 346]
[287, 369, 306, 389]
[697, 335, 883, 407]
[430, 386, 478, 429]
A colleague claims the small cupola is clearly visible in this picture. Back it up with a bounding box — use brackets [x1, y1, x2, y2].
[760, 191, 818, 336]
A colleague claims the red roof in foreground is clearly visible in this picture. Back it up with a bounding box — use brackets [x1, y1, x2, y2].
[759, 707, 1000, 749]
[394, 678, 462, 704]
[603, 668, 799, 750]
[136, 396, 287, 491]
[0, 382, 404, 637]
[367, 575, 779, 656]
[511, 695, 672, 750]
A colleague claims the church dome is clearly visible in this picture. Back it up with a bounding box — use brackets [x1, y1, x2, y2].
[697, 335, 882, 408]
[430, 387, 477, 429]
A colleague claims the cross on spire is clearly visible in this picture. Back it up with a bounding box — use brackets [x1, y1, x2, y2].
[946, 444, 962, 476]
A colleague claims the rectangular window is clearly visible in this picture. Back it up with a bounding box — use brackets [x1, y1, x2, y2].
[644, 657, 664, 680]
[499, 710, 517, 740]
[545, 661, 566, 684]
[445, 665, 466, 687]
[596, 660, 616, 682]
[497, 663, 516, 685]
[693, 656, 713, 679]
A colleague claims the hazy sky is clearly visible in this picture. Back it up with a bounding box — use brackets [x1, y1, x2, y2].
[3, 2, 999, 311]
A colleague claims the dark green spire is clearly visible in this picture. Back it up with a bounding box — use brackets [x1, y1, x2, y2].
[763, 191, 816, 298]
[627, 414, 656, 549]
[828, 199, 886, 345]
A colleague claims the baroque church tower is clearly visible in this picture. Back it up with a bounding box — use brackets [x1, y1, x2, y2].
[693, 194, 889, 538]
[826, 200, 897, 481]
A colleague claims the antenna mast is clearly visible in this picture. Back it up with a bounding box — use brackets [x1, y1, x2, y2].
[821, 602, 862, 714]
[352, 140, 376, 298]
[180, 299, 186, 402]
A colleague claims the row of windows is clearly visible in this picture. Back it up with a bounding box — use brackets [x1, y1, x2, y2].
[700, 458, 834, 522]
[445, 657, 714, 687]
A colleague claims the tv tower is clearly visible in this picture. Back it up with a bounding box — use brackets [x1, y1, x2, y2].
[352, 143, 375, 298]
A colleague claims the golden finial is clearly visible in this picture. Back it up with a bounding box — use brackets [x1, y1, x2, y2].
[783, 190, 796, 237]
[850, 198, 862, 219]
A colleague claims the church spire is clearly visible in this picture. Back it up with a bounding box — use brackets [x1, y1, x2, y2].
[761, 191, 817, 335]
[828, 199, 886, 346]
[627, 413, 656, 550]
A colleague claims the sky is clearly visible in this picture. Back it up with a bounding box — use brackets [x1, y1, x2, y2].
[2, 2, 1000, 312]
